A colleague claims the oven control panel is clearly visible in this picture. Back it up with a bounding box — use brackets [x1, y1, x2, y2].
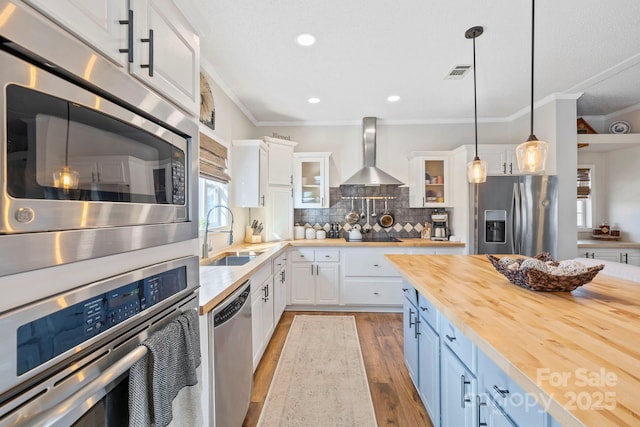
[16, 266, 187, 376]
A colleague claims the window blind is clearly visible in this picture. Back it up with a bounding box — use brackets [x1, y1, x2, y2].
[199, 132, 230, 183]
[577, 167, 591, 198]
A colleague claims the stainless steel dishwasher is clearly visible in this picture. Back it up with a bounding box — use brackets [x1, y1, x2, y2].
[212, 280, 253, 427]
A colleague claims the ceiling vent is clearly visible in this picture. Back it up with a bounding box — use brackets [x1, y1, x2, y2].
[444, 64, 472, 80]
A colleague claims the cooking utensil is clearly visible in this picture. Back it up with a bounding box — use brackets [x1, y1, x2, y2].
[345, 199, 359, 225]
[348, 224, 362, 241]
[363, 198, 371, 232]
[378, 199, 395, 228]
[360, 199, 366, 219]
[371, 199, 377, 217]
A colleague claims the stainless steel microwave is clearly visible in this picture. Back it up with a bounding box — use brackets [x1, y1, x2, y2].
[0, 1, 198, 276]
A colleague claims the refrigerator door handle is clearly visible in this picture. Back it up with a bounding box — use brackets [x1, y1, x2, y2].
[513, 182, 524, 254]
[511, 182, 518, 254]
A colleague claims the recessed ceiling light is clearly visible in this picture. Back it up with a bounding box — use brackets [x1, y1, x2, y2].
[387, 95, 401, 103]
[296, 33, 316, 47]
[308, 97, 320, 104]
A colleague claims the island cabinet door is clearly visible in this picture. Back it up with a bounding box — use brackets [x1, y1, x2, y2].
[478, 395, 516, 427]
[403, 296, 419, 387]
[441, 345, 476, 427]
[417, 320, 440, 426]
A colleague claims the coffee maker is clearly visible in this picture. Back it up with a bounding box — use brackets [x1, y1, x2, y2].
[431, 210, 449, 241]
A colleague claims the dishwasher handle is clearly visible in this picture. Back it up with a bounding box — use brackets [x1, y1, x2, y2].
[213, 281, 251, 327]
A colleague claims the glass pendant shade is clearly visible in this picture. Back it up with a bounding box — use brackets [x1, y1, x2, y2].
[53, 165, 80, 190]
[516, 136, 548, 173]
[467, 157, 487, 183]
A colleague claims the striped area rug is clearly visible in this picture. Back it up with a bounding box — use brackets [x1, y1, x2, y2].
[257, 315, 378, 426]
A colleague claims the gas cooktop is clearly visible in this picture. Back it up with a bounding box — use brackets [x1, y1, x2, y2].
[343, 235, 402, 243]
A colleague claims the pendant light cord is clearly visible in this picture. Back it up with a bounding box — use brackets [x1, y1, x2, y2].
[530, 0, 535, 137]
[473, 34, 479, 160]
[65, 103, 71, 166]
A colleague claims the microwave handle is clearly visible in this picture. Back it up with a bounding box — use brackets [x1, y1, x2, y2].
[28, 345, 148, 427]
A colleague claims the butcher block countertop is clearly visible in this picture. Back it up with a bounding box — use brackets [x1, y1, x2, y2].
[385, 254, 640, 427]
[199, 238, 464, 315]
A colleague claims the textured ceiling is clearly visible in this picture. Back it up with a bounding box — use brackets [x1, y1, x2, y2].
[199, 0, 640, 125]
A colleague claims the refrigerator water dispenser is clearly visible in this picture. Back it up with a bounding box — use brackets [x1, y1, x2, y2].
[485, 210, 506, 243]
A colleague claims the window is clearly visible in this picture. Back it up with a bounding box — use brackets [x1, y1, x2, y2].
[199, 131, 231, 231]
[577, 166, 594, 229]
[199, 177, 228, 230]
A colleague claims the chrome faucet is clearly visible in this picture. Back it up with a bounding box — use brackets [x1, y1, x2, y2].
[203, 205, 235, 257]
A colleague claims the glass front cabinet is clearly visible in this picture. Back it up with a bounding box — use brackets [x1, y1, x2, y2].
[408, 152, 451, 208]
[293, 152, 330, 208]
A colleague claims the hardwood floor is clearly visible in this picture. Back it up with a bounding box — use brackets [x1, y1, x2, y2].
[242, 311, 432, 427]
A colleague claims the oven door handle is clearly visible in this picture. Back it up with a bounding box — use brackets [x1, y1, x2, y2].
[30, 346, 148, 426]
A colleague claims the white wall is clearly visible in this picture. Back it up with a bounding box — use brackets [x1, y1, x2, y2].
[607, 145, 640, 242]
[257, 122, 512, 187]
[200, 64, 258, 253]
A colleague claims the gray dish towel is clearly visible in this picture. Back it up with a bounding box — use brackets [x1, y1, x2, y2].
[128, 309, 201, 427]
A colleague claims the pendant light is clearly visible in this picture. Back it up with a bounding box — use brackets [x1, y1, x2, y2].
[465, 26, 487, 184]
[516, 0, 548, 173]
[53, 103, 80, 190]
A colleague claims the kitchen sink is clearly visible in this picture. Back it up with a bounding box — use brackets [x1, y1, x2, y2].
[202, 251, 264, 267]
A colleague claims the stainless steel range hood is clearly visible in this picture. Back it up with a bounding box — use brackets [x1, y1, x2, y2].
[341, 117, 403, 186]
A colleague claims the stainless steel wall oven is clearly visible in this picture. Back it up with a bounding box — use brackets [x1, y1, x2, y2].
[0, 256, 200, 426]
[0, 0, 199, 277]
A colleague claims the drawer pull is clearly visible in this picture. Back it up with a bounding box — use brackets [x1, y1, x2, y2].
[373, 264, 380, 267]
[373, 292, 380, 296]
[325, 255, 331, 258]
[445, 334, 456, 342]
[493, 385, 510, 398]
[420, 305, 429, 312]
[402, 287, 408, 292]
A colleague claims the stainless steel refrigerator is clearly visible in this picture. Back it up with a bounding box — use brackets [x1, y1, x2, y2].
[475, 175, 558, 258]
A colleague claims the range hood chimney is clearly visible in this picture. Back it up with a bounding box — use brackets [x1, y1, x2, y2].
[341, 117, 403, 186]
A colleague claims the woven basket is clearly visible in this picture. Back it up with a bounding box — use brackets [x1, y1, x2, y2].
[486, 253, 604, 292]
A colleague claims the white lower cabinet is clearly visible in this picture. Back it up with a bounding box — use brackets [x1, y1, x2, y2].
[250, 265, 274, 371]
[581, 247, 640, 265]
[289, 248, 339, 306]
[343, 250, 404, 306]
[272, 253, 288, 322]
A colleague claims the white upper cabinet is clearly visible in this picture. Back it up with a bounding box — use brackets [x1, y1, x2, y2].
[231, 140, 268, 208]
[264, 137, 296, 186]
[24, 0, 130, 67]
[408, 152, 451, 208]
[293, 152, 331, 209]
[26, 0, 200, 116]
[477, 145, 519, 175]
[131, 0, 200, 115]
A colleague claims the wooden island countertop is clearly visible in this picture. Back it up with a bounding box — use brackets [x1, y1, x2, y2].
[385, 254, 640, 427]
